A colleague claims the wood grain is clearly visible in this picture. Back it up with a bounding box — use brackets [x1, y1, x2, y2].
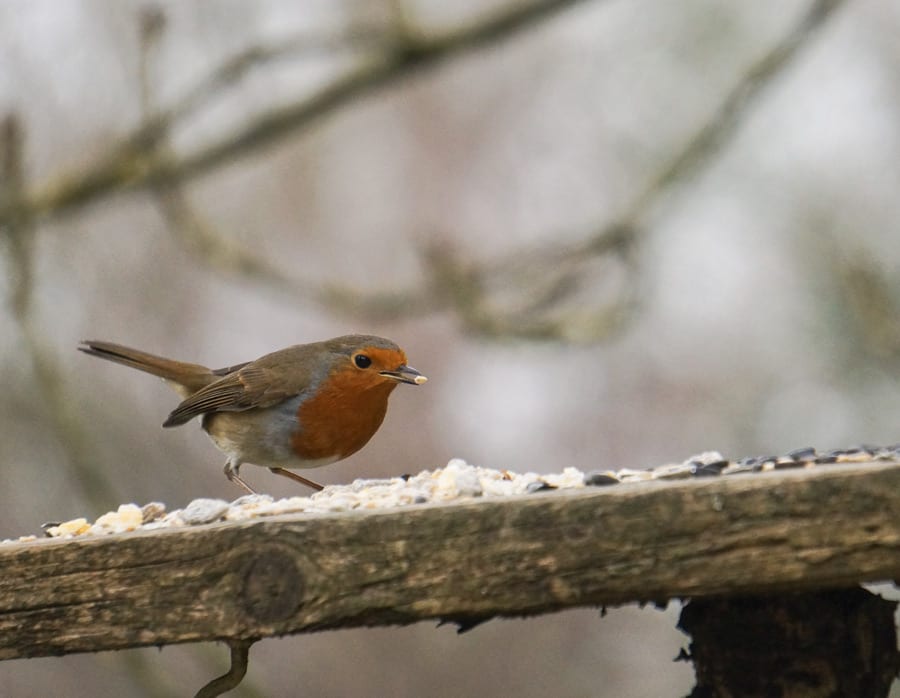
[1, 461, 898, 660]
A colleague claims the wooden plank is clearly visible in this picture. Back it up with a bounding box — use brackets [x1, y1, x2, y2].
[1, 461, 898, 660]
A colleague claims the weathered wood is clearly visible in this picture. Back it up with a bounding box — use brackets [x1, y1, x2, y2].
[0, 461, 898, 660]
[679, 589, 900, 698]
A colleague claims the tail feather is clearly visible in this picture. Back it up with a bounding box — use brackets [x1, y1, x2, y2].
[79, 340, 216, 396]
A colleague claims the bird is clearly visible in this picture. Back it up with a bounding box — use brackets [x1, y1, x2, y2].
[78, 335, 427, 494]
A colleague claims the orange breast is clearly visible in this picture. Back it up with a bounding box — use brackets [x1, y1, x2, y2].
[290, 369, 398, 461]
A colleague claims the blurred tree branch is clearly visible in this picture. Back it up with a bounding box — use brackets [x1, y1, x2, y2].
[814, 236, 900, 367]
[1, 0, 849, 342]
[156, 0, 847, 341]
[5, 0, 589, 223]
[622, 0, 847, 224]
[0, 116, 120, 505]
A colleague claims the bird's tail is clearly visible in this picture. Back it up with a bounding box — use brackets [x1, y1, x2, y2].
[78, 340, 218, 397]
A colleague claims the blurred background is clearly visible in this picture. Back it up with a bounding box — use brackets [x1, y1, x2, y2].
[1, 0, 899, 695]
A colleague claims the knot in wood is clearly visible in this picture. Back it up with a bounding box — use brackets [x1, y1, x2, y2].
[239, 547, 303, 624]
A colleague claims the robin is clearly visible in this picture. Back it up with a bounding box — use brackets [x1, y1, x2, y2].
[79, 335, 427, 494]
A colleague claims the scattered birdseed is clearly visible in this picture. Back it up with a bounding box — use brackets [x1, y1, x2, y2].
[141, 502, 167, 524]
[91, 504, 143, 534]
[42, 518, 90, 538]
[582, 471, 619, 486]
[180, 498, 230, 525]
[6, 444, 898, 543]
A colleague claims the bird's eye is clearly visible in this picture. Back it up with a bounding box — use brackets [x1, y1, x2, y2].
[354, 354, 372, 369]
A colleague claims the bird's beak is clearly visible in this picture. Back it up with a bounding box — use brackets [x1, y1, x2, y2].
[380, 365, 428, 385]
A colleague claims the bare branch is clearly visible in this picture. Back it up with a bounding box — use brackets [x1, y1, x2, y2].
[1, 0, 850, 344]
[620, 0, 848, 226]
[0, 116, 120, 504]
[303, 0, 848, 342]
[7, 0, 589, 223]
[0, 115, 31, 319]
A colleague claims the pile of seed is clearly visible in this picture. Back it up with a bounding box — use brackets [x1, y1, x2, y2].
[8, 445, 898, 543]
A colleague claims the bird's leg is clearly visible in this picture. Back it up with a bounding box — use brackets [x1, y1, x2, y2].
[224, 460, 257, 494]
[268, 467, 324, 492]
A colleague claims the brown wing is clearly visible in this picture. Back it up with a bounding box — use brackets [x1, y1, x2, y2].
[162, 345, 325, 427]
[211, 361, 251, 376]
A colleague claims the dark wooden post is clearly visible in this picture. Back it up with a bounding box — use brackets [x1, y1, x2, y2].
[680, 588, 899, 698]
